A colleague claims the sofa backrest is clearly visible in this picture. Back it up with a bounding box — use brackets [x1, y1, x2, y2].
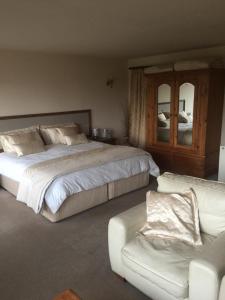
[157, 172, 225, 236]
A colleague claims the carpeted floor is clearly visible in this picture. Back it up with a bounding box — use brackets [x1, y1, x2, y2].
[0, 178, 157, 300]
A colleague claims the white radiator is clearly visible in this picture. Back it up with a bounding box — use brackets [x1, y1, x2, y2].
[219, 146, 225, 182]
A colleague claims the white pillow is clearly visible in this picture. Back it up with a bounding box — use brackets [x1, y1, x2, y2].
[139, 189, 202, 246]
[187, 113, 193, 123]
[65, 133, 88, 146]
[179, 111, 189, 123]
[41, 128, 61, 144]
[0, 128, 43, 153]
[158, 112, 167, 122]
[40, 123, 79, 144]
[13, 140, 45, 156]
[56, 127, 79, 144]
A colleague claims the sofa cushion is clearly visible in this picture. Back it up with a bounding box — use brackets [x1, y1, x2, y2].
[122, 233, 214, 299]
[157, 172, 225, 236]
[139, 190, 202, 246]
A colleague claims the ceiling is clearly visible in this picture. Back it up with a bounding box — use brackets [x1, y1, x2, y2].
[0, 0, 225, 58]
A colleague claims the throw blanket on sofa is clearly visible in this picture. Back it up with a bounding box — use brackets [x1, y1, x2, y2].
[17, 145, 149, 213]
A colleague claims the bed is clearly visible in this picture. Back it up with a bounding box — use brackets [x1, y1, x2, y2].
[157, 100, 193, 145]
[157, 120, 193, 144]
[0, 110, 159, 222]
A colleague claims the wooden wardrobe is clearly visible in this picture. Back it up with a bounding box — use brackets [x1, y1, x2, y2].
[146, 68, 225, 178]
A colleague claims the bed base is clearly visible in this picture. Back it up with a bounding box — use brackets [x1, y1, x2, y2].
[0, 175, 18, 196]
[41, 185, 108, 222]
[108, 172, 149, 200]
[0, 172, 149, 222]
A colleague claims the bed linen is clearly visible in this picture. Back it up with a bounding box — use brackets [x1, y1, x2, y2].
[158, 121, 193, 144]
[17, 145, 152, 213]
[0, 142, 159, 214]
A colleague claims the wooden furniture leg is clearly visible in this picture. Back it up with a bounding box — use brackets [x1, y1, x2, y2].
[53, 289, 81, 300]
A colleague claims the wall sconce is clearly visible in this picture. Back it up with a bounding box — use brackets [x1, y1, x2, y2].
[106, 78, 114, 88]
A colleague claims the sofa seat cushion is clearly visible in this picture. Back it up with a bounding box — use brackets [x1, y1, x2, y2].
[122, 233, 214, 299]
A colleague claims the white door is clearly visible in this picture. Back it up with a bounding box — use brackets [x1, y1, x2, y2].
[219, 146, 225, 182]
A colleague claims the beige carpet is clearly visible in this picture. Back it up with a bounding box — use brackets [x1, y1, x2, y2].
[0, 178, 157, 300]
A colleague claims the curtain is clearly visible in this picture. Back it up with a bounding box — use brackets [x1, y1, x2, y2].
[128, 68, 147, 148]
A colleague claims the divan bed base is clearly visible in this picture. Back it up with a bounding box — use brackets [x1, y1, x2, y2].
[0, 175, 18, 196]
[0, 172, 149, 222]
[108, 172, 149, 199]
[41, 185, 108, 222]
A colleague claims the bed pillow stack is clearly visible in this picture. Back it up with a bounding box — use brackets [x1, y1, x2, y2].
[178, 111, 189, 123]
[56, 127, 88, 145]
[0, 127, 45, 156]
[64, 133, 88, 145]
[40, 123, 79, 145]
[162, 111, 170, 119]
[40, 123, 88, 146]
[0, 123, 88, 156]
[158, 113, 168, 127]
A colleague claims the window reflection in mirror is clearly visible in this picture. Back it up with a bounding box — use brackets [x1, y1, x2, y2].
[177, 83, 195, 146]
[157, 84, 171, 143]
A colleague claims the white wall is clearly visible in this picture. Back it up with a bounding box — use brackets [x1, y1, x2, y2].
[0, 50, 128, 138]
[158, 84, 171, 103]
[179, 83, 194, 114]
[221, 90, 225, 145]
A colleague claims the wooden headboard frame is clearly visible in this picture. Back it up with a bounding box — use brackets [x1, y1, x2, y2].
[158, 99, 185, 113]
[0, 109, 92, 136]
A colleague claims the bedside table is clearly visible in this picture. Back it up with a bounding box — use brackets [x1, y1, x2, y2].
[90, 137, 117, 145]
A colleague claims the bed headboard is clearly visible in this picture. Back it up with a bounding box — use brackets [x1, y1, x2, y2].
[158, 100, 185, 113]
[0, 110, 92, 134]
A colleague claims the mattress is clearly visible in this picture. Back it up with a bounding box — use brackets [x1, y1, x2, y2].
[0, 142, 159, 215]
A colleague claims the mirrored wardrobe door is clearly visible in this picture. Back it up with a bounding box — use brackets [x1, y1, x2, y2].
[177, 83, 195, 147]
[157, 84, 171, 143]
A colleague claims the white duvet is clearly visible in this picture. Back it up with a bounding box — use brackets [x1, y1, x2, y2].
[0, 142, 159, 214]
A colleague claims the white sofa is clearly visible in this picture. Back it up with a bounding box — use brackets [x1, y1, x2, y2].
[108, 172, 225, 300]
[219, 275, 225, 300]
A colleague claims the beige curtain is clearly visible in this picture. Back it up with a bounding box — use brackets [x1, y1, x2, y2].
[128, 68, 147, 148]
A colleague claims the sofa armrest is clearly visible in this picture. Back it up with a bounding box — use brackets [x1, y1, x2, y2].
[189, 231, 225, 300]
[219, 275, 225, 300]
[108, 202, 146, 277]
